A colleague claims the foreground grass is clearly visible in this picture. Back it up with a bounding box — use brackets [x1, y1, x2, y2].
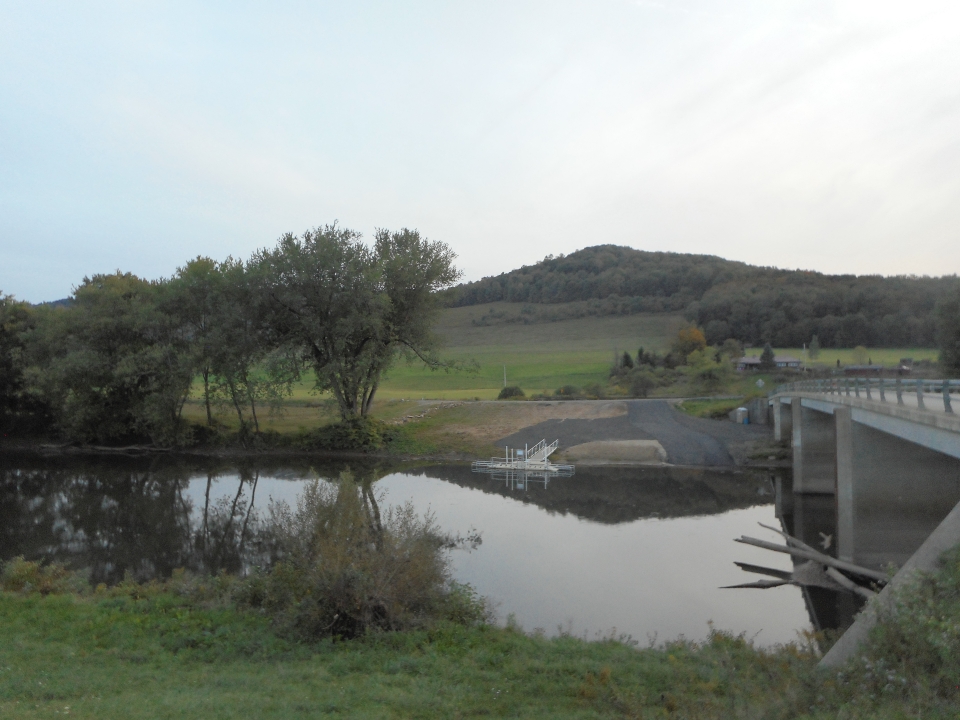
[0, 588, 816, 719]
[5, 541, 960, 719]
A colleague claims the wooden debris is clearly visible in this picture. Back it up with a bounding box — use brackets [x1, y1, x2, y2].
[727, 523, 885, 597]
[734, 535, 888, 584]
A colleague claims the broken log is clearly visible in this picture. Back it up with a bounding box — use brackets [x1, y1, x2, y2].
[735, 535, 889, 584]
[824, 567, 876, 599]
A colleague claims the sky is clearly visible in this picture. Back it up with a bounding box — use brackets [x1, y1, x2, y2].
[2, 0, 960, 303]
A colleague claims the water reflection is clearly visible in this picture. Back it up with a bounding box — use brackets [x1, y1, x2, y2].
[0, 455, 385, 583]
[2, 454, 810, 643]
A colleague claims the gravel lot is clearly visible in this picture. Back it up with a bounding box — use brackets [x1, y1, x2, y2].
[496, 399, 768, 467]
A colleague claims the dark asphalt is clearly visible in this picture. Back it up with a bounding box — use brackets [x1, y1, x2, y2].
[496, 400, 768, 467]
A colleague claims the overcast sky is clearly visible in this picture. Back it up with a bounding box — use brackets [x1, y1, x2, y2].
[2, 0, 960, 302]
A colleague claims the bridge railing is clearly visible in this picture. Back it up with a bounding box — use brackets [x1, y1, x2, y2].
[775, 378, 960, 415]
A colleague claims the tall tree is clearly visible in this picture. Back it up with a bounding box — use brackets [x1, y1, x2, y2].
[29, 273, 193, 444]
[252, 224, 460, 419]
[759, 343, 776, 371]
[166, 257, 221, 425]
[0, 292, 44, 434]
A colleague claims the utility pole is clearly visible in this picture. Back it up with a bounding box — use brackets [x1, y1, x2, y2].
[503, 364, 507, 388]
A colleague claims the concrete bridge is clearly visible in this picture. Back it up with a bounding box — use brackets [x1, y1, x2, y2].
[772, 378, 960, 569]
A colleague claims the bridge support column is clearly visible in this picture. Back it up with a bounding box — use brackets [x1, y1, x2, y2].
[773, 398, 782, 441]
[835, 407, 855, 562]
[793, 400, 837, 494]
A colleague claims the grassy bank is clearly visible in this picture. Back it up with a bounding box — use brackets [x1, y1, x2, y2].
[4, 544, 960, 719]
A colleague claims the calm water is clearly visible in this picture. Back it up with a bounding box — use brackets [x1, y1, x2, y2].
[1, 455, 814, 645]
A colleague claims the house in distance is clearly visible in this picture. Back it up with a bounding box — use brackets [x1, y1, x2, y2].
[736, 355, 801, 372]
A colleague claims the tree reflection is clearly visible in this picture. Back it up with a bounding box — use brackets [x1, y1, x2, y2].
[0, 455, 402, 585]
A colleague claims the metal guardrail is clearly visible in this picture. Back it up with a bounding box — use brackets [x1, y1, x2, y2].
[775, 378, 960, 415]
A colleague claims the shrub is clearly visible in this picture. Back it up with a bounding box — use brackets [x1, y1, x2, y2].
[629, 372, 656, 398]
[582, 382, 604, 399]
[555, 385, 581, 398]
[301, 417, 397, 451]
[1, 556, 72, 594]
[235, 474, 487, 639]
[497, 385, 525, 400]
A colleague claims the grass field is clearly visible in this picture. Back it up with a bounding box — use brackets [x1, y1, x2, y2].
[377, 304, 687, 400]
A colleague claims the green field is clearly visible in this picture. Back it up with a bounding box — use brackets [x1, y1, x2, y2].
[377, 304, 687, 400]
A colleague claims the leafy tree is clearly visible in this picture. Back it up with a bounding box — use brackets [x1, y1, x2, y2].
[0, 292, 46, 434]
[253, 225, 460, 419]
[936, 289, 960, 377]
[166, 256, 300, 435]
[166, 257, 221, 425]
[673, 326, 707, 359]
[684, 348, 734, 390]
[808, 335, 821, 360]
[759, 343, 776, 372]
[629, 371, 656, 398]
[29, 273, 193, 444]
[206, 258, 300, 434]
[720, 338, 743, 361]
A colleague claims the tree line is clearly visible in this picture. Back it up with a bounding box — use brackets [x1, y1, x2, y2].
[0, 225, 459, 444]
[447, 245, 960, 349]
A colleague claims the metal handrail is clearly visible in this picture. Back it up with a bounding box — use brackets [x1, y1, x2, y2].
[774, 378, 960, 415]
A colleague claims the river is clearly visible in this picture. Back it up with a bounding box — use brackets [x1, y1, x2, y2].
[1, 454, 815, 646]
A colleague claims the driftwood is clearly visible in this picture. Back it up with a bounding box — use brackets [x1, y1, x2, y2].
[825, 567, 876, 599]
[727, 523, 885, 597]
[734, 536, 889, 584]
[723, 560, 850, 592]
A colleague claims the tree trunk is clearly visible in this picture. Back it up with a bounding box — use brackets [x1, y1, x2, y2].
[203, 369, 213, 425]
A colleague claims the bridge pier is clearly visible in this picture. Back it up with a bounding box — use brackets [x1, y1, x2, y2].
[773, 397, 791, 442]
[791, 400, 836, 494]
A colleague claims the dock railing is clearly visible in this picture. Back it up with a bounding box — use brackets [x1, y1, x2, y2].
[775, 378, 960, 414]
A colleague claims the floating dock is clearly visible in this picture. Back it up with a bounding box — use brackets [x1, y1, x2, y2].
[471, 439, 575, 476]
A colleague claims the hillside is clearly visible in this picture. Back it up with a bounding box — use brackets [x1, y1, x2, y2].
[447, 245, 959, 348]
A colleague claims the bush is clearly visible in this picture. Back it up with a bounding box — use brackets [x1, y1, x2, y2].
[629, 372, 656, 398]
[555, 385, 581, 398]
[582, 382, 604, 399]
[497, 386, 525, 400]
[235, 475, 487, 639]
[1, 556, 72, 595]
[301, 417, 397, 451]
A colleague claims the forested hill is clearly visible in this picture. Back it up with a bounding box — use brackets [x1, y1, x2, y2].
[447, 245, 960, 348]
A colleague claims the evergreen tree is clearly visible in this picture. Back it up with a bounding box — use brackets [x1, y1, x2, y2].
[759, 343, 776, 371]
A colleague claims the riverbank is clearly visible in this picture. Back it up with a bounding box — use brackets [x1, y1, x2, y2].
[3, 544, 960, 719]
[1, 398, 787, 468]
